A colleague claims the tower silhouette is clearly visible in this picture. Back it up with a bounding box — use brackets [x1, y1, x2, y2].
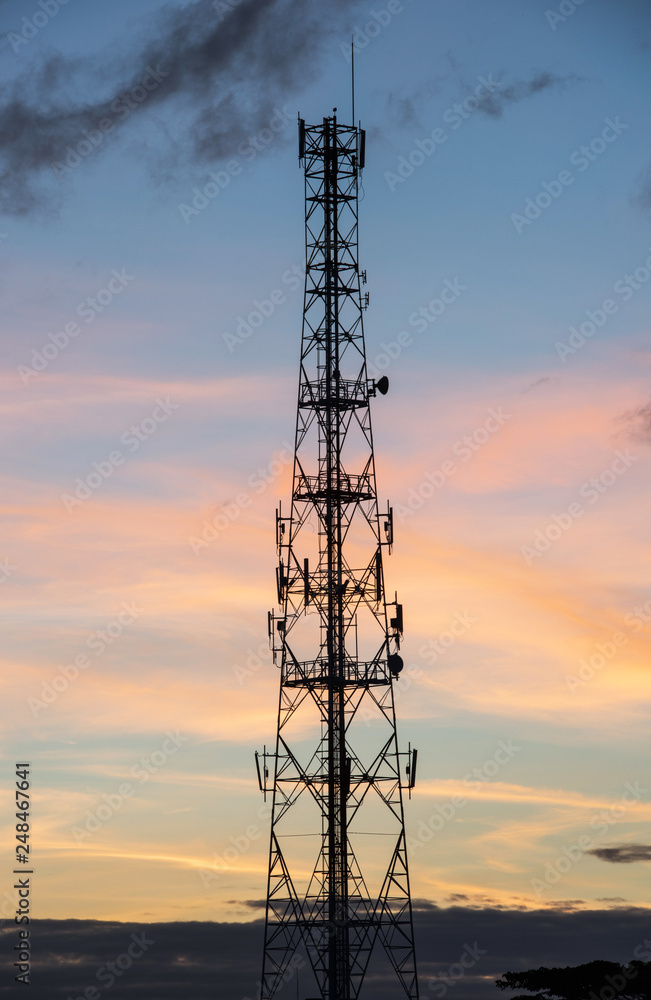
[257, 110, 419, 1000]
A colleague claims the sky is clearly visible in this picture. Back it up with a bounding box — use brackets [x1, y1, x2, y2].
[1, 0, 651, 996]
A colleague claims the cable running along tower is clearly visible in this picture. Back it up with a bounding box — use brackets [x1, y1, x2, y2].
[257, 110, 419, 1000]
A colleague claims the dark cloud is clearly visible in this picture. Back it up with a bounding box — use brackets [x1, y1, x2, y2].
[385, 92, 423, 129]
[616, 401, 651, 442]
[589, 844, 651, 864]
[2, 907, 650, 1000]
[0, 0, 364, 216]
[384, 76, 448, 129]
[379, 70, 581, 134]
[522, 376, 559, 393]
[384, 51, 461, 128]
[479, 71, 583, 118]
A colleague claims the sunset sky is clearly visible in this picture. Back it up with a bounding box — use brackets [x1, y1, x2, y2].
[1, 0, 651, 994]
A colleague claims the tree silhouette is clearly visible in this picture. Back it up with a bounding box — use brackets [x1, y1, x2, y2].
[495, 960, 651, 1000]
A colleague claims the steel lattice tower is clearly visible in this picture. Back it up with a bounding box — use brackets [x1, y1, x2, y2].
[256, 111, 419, 1000]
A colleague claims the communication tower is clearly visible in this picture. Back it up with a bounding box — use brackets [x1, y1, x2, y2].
[256, 109, 419, 1000]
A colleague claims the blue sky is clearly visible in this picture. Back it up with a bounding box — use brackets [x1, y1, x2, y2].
[1, 0, 651, 947]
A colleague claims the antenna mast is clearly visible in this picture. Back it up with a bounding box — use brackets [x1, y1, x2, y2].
[351, 38, 355, 126]
[257, 108, 419, 1000]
